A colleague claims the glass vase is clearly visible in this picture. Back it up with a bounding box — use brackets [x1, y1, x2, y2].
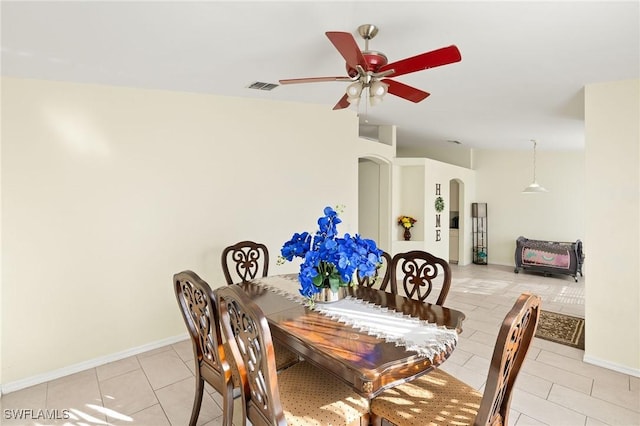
[311, 286, 347, 303]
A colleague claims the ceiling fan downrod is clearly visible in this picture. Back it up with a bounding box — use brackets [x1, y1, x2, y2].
[357, 24, 379, 51]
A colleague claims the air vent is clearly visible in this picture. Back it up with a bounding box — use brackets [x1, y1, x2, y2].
[247, 81, 279, 91]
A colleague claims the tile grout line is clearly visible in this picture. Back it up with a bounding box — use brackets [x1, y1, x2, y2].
[92, 367, 109, 424]
[137, 349, 173, 425]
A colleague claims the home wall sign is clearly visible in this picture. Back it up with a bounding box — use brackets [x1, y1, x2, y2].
[435, 184, 445, 241]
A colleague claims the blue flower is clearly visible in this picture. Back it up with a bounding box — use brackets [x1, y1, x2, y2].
[279, 206, 383, 299]
[280, 232, 311, 261]
[317, 206, 341, 239]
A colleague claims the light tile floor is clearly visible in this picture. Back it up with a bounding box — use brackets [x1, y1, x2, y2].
[2, 264, 639, 425]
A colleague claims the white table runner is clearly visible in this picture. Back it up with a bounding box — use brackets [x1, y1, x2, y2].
[252, 275, 458, 361]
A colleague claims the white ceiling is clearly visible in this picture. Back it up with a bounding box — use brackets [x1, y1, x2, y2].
[2, 1, 638, 151]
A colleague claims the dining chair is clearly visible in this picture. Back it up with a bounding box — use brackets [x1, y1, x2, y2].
[216, 284, 371, 426]
[221, 240, 270, 285]
[390, 250, 452, 305]
[356, 250, 394, 292]
[370, 292, 541, 426]
[173, 270, 234, 426]
[221, 240, 300, 371]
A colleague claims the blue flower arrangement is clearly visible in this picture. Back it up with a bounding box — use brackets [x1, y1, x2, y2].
[278, 206, 383, 299]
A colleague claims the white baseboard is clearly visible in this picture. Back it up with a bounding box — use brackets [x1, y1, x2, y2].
[583, 354, 640, 378]
[0, 333, 189, 396]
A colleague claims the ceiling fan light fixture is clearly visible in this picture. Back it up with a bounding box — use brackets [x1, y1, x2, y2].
[346, 82, 363, 98]
[368, 80, 388, 106]
[370, 80, 388, 97]
[369, 94, 383, 106]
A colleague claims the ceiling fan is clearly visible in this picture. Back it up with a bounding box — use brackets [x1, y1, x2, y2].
[279, 24, 462, 110]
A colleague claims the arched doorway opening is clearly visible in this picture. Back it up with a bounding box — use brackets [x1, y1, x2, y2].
[449, 178, 465, 264]
[358, 156, 392, 252]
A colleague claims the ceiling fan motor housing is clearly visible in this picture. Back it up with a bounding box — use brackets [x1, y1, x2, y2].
[346, 50, 388, 76]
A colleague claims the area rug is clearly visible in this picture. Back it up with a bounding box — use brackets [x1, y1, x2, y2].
[535, 310, 585, 350]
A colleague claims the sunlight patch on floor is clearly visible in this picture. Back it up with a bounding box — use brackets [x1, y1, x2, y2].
[449, 265, 585, 311]
[451, 279, 511, 296]
[551, 286, 585, 305]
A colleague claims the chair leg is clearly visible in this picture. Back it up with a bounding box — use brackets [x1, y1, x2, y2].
[189, 376, 205, 426]
[359, 413, 371, 426]
[221, 381, 234, 426]
[369, 413, 383, 426]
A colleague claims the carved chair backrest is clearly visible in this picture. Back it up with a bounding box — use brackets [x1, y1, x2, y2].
[475, 293, 541, 426]
[216, 285, 286, 426]
[390, 250, 451, 305]
[221, 241, 270, 285]
[173, 270, 229, 392]
[356, 251, 394, 292]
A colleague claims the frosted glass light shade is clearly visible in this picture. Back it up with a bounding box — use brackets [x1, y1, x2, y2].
[346, 82, 362, 98]
[522, 181, 548, 193]
[370, 80, 388, 97]
[369, 95, 383, 106]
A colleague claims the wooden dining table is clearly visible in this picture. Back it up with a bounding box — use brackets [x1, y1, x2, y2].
[238, 274, 465, 399]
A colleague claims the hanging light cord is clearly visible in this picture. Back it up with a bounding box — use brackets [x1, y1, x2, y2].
[531, 139, 538, 182]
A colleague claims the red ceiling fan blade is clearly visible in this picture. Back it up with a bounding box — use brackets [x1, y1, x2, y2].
[385, 79, 430, 103]
[333, 94, 351, 110]
[380, 45, 461, 78]
[279, 76, 353, 85]
[326, 31, 367, 70]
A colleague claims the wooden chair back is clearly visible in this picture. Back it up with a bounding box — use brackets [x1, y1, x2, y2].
[221, 240, 269, 284]
[390, 250, 451, 305]
[356, 251, 394, 292]
[216, 284, 286, 426]
[475, 293, 541, 425]
[174, 271, 233, 426]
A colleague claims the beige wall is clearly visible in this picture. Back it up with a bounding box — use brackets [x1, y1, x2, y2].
[584, 79, 639, 373]
[473, 149, 585, 266]
[0, 77, 392, 389]
[0, 79, 3, 394]
[391, 158, 476, 264]
[2, 76, 638, 391]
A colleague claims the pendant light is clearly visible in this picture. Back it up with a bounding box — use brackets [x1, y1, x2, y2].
[522, 139, 548, 193]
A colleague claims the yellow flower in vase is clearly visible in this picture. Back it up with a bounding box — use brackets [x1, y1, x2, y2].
[397, 215, 417, 241]
[397, 215, 417, 229]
